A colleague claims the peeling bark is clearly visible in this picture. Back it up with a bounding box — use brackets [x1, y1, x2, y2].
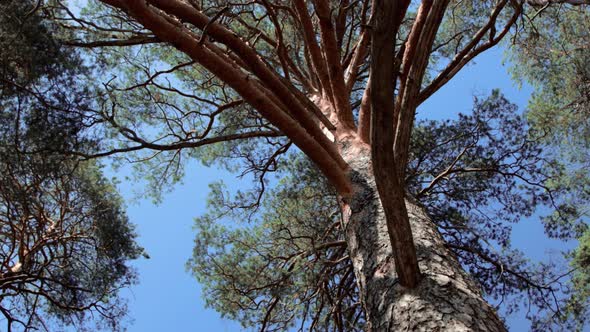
[340, 146, 507, 331]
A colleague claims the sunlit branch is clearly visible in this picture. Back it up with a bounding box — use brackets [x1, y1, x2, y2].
[418, 0, 521, 105]
[395, 0, 450, 180]
[292, 0, 334, 102]
[344, 0, 371, 94]
[312, 0, 355, 129]
[142, 0, 344, 166]
[357, 77, 371, 143]
[99, 0, 352, 195]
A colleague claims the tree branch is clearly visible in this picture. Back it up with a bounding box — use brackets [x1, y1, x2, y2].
[99, 0, 353, 195]
[395, 0, 450, 180]
[62, 36, 160, 48]
[370, 0, 420, 288]
[293, 0, 334, 100]
[418, 0, 521, 105]
[145, 0, 342, 164]
[313, 0, 355, 129]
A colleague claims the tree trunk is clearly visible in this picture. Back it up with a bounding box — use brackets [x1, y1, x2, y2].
[340, 146, 507, 331]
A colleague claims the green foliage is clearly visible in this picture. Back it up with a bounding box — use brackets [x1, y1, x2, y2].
[512, 6, 590, 149]
[564, 230, 590, 330]
[62, 1, 290, 203]
[0, 1, 143, 330]
[0, 1, 74, 91]
[189, 157, 362, 331]
[190, 92, 589, 330]
[411, 92, 588, 329]
[508, 5, 590, 325]
[43, 1, 590, 330]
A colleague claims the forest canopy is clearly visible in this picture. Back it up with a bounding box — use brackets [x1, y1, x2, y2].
[1, 0, 590, 331]
[0, 1, 143, 330]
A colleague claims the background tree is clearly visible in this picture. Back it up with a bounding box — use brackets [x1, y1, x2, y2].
[0, 1, 143, 330]
[32, 0, 590, 330]
[508, 3, 590, 327]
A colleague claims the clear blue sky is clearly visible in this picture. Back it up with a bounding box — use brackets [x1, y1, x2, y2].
[110, 47, 580, 331]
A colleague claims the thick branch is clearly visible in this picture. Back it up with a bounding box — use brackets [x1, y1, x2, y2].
[370, 0, 420, 288]
[313, 0, 355, 129]
[144, 0, 343, 164]
[345, 36, 370, 93]
[357, 77, 371, 144]
[344, 0, 371, 93]
[395, 0, 450, 180]
[292, 0, 333, 99]
[103, 0, 352, 194]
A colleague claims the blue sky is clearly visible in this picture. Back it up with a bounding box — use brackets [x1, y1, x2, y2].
[117, 164, 241, 331]
[110, 46, 580, 331]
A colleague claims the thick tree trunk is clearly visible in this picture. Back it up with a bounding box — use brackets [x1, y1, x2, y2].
[340, 147, 507, 331]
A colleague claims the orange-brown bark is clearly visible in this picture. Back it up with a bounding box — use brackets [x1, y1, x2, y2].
[146, 0, 346, 171]
[111, 0, 353, 194]
[292, 0, 334, 102]
[395, 0, 450, 180]
[358, 78, 371, 144]
[369, 0, 420, 288]
[97, 0, 529, 298]
[313, 0, 356, 129]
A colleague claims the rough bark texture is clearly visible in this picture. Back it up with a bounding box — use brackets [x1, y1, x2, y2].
[340, 145, 507, 331]
[369, 0, 421, 288]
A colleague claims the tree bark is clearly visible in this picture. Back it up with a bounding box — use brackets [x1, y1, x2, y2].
[340, 145, 507, 331]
